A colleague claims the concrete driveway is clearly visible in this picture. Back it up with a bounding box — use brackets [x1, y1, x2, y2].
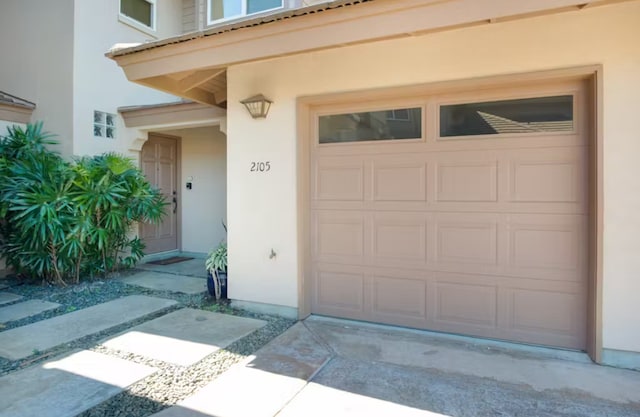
[157, 316, 640, 417]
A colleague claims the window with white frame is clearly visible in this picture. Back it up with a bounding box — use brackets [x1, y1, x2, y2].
[120, 0, 156, 31]
[208, 0, 283, 24]
[94, 111, 117, 139]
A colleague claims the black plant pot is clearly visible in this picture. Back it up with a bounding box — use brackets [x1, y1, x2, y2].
[207, 270, 227, 299]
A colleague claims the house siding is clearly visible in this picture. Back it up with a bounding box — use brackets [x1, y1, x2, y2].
[182, 0, 197, 33]
[226, 1, 640, 354]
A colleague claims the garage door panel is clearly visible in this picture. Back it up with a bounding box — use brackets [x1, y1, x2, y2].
[436, 160, 498, 202]
[434, 213, 499, 269]
[508, 148, 586, 205]
[314, 267, 365, 315]
[372, 275, 427, 322]
[433, 281, 498, 329]
[504, 288, 586, 349]
[314, 158, 364, 201]
[507, 214, 586, 281]
[313, 211, 365, 263]
[373, 159, 427, 201]
[372, 212, 428, 265]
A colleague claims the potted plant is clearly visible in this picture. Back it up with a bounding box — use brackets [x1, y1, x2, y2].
[205, 241, 227, 300]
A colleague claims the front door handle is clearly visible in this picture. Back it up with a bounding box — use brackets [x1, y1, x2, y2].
[172, 195, 177, 214]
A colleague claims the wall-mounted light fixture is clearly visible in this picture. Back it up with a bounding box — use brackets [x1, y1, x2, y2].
[240, 94, 273, 119]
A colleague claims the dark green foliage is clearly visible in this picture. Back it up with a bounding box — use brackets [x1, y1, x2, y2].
[0, 122, 166, 285]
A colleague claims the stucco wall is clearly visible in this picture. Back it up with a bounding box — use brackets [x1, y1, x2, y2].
[163, 126, 227, 254]
[72, 0, 182, 158]
[0, 0, 75, 156]
[0, 121, 25, 136]
[227, 2, 640, 353]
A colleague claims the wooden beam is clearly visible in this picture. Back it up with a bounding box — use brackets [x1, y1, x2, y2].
[178, 69, 226, 92]
[214, 89, 227, 104]
[183, 87, 217, 105]
[137, 75, 218, 106]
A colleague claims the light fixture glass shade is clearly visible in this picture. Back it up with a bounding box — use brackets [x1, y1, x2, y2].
[240, 94, 273, 118]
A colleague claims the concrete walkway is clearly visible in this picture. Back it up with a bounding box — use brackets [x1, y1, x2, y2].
[0, 291, 267, 417]
[0, 350, 157, 417]
[0, 295, 177, 360]
[155, 316, 640, 417]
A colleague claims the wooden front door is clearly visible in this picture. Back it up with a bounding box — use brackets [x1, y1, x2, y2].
[141, 134, 179, 254]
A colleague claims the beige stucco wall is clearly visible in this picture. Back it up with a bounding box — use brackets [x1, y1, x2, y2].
[162, 126, 227, 253]
[226, 2, 640, 353]
[0, 0, 183, 158]
[0, 0, 75, 155]
[72, 0, 182, 158]
[0, 121, 25, 136]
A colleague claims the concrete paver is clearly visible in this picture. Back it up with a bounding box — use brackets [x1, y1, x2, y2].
[0, 299, 61, 323]
[153, 366, 307, 417]
[101, 308, 266, 366]
[120, 270, 206, 294]
[0, 292, 22, 306]
[0, 350, 156, 417]
[151, 323, 332, 417]
[0, 295, 177, 360]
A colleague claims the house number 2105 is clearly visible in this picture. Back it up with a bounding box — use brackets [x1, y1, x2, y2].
[250, 161, 271, 172]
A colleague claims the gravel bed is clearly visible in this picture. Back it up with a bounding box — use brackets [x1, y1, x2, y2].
[0, 272, 296, 417]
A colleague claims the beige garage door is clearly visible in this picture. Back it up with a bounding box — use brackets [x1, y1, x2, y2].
[310, 81, 589, 350]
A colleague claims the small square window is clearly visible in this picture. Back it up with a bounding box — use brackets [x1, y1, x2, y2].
[94, 111, 117, 139]
[120, 0, 156, 30]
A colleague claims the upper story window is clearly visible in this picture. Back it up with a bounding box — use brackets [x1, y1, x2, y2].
[120, 0, 156, 31]
[208, 0, 283, 25]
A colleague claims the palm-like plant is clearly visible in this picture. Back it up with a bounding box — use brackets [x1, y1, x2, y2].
[0, 123, 167, 284]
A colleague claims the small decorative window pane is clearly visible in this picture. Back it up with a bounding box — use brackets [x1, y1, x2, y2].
[209, 0, 283, 22]
[386, 109, 410, 121]
[121, 0, 154, 29]
[94, 111, 116, 139]
[247, 0, 282, 14]
[210, 0, 242, 21]
[319, 108, 422, 144]
[440, 95, 573, 138]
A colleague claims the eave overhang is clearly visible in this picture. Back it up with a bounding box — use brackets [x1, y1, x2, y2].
[107, 0, 629, 106]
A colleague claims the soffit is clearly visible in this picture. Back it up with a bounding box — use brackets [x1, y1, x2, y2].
[107, 0, 629, 106]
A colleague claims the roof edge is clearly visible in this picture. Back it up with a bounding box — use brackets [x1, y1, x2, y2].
[0, 91, 36, 110]
[107, 0, 371, 58]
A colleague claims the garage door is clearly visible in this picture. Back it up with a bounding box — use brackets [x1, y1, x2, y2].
[310, 81, 589, 350]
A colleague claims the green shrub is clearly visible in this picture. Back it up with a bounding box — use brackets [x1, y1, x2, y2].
[0, 122, 166, 285]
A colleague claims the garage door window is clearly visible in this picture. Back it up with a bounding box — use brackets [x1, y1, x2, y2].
[319, 107, 422, 144]
[439, 95, 574, 138]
